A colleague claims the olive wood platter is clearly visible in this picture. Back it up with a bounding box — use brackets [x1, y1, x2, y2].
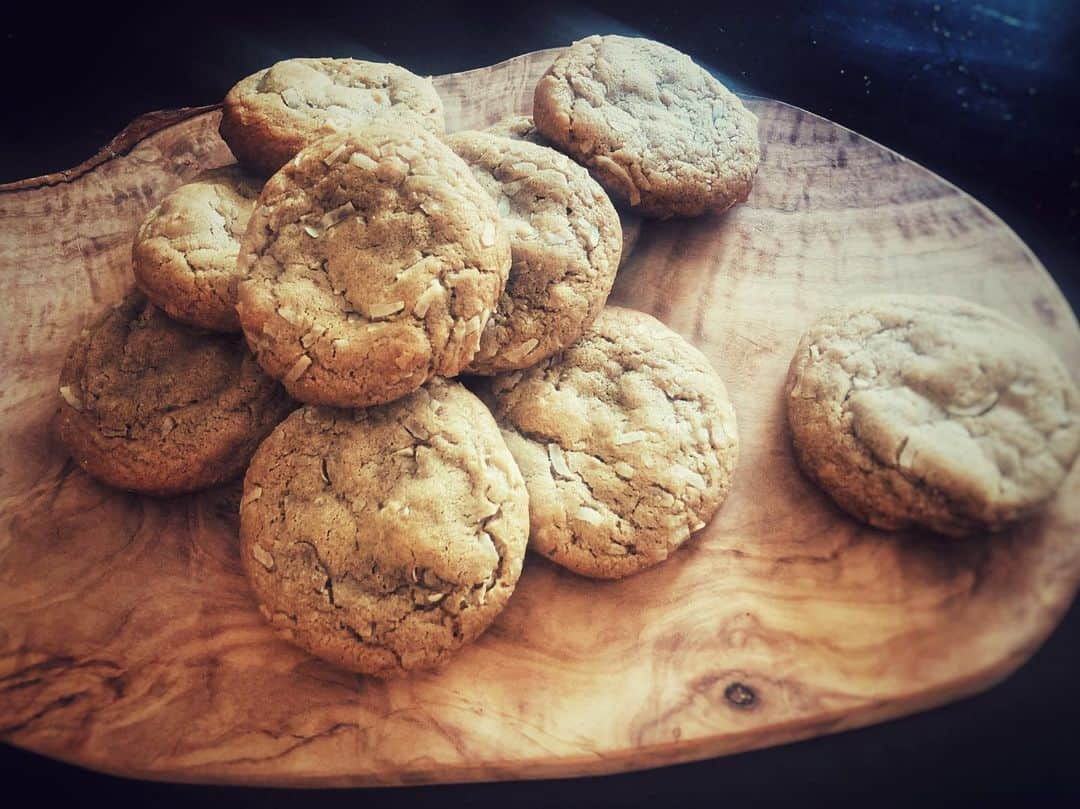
[1, 47, 1078, 786]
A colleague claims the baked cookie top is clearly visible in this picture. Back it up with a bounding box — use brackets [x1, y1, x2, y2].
[485, 114, 546, 145]
[786, 295, 1080, 536]
[220, 57, 445, 176]
[132, 165, 262, 332]
[239, 378, 529, 677]
[57, 290, 294, 497]
[484, 114, 643, 264]
[236, 122, 511, 407]
[447, 130, 621, 375]
[489, 306, 739, 578]
[533, 35, 760, 219]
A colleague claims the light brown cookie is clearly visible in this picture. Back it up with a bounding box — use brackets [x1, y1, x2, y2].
[488, 306, 739, 579]
[220, 57, 445, 177]
[533, 35, 760, 219]
[484, 114, 643, 264]
[132, 165, 262, 332]
[236, 121, 511, 407]
[57, 290, 295, 496]
[785, 295, 1080, 536]
[446, 130, 621, 375]
[239, 378, 529, 677]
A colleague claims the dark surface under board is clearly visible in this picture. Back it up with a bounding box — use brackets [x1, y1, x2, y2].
[2, 1, 1078, 806]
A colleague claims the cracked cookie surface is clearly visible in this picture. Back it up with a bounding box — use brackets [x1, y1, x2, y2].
[533, 35, 760, 219]
[57, 290, 295, 496]
[785, 295, 1080, 536]
[239, 378, 529, 677]
[220, 57, 444, 177]
[447, 130, 621, 374]
[236, 122, 511, 407]
[488, 306, 738, 579]
[485, 114, 642, 265]
[132, 165, 262, 332]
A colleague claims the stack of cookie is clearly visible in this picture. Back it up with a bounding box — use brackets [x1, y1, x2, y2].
[56, 36, 755, 676]
[56, 35, 1079, 678]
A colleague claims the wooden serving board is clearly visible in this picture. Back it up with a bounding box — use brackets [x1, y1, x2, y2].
[1, 48, 1078, 787]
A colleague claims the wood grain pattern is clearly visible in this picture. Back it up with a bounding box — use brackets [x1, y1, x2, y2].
[1, 48, 1078, 787]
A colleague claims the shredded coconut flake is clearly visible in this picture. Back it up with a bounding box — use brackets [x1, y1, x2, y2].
[548, 443, 573, 478]
[671, 466, 707, 490]
[321, 201, 356, 228]
[322, 142, 349, 165]
[59, 385, 82, 411]
[277, 306, 300, 325]
[369, 301, 405, 319]
[710, 423, 729, 444]
[513, 337, 539, 358]
[576, 506, 604, 525]
[284, 354, 312, 383]
[252, 544, 275, 571]
[413, 281, 441, 317]
[348, 151, 379, 171]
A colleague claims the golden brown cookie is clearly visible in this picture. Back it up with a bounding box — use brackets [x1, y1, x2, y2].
[786, 295, 1080, 536]
[239, 378, 529, 677]
[533, 36, 760, 219]
[220, 57, 445, 177]
[484, 114, 643, 264]
[236, 121, 511, 407]
[132, 165, 262, 332]
[57, 291, 295, 496]
[489, 306, 739, 579]
[446, 130, 621, 375]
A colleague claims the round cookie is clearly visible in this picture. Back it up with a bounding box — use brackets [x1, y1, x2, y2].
[239, 378, 529, 677]
[489, 306, 739, 579]
[533, 35, 760, 219]
[132, 165, 262, 332]
[220, 57, 445, 177]
[446, 130, 621, 375]
[236, 121, 512, 408]
[785, 295, 1080, 536]
[57, 290, 295, 497]
[484, 114, 643, 265]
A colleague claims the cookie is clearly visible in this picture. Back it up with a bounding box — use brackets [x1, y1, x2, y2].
[220, 57, 445, 177]
[533, 35, 760, 219]
[132, 165, 262, 332]
[446, 130, 621, 375]
[488, 306, 739, 578]
[239, 378, 529, 677]
[785, 295, 1080, 536]
[484, 114, 643, 264]
[484, 113, 546, 144]
[57, 291, 294, 497]
[236, 121, 511, 407]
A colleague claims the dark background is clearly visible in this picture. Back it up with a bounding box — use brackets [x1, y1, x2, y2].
[2, 0, 1078, 805]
